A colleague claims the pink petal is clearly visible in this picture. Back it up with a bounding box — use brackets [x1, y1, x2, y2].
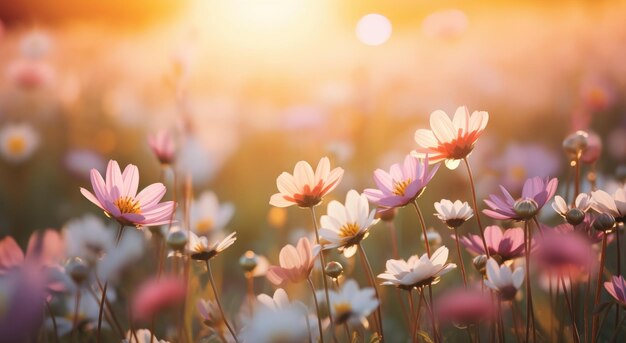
[135, 183, 166, 208]
[122, 164, 140, 198]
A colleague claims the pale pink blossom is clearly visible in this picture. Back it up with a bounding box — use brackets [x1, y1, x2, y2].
[266, 237, 320, 285]
[483, 176, 558, 221]
[458, 225, 525, 261]
[132, 276, 187, 321]
[436, 288, 495, 326]
[148, 130, 176, 165]
[80, 160, 176, 227]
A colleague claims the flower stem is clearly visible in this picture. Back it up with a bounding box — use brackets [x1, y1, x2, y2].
[310, 207, 338, 343]
[408, 290, 417, 343]
[97, 224, 125, 343]
[71, 289, 81, 341]
[205, 260, 239, 343]
[453, 227, 468, 288]
[411, 201, 431, 257]
[463, 158, 490, 258]
[357, 243, 384, 340]
[560, 275, 580, 343]
[307, 277, 326, 343]
[592, 233, 608, 343]
[386, 221, 399, 259]
[45, 300, 59, 343]
[523, 221, 536, 343]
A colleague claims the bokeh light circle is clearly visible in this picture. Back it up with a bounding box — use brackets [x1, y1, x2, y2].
[356, 13, 392, 46]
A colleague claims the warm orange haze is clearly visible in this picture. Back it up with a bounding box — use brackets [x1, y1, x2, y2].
[0, 1, 625, 342]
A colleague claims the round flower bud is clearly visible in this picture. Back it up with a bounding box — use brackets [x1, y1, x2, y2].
[166, 230, 188, 251]
[565, 208, 586, 226]
[514, 199, 539, 220]
[325, 261, 344, 279]
[239, 250, 259, 273]
[563, 130, 589, 158]
[580, 132, 602, 165]
[472, 255, 488, 275]
[66, 257, 90, 285]
[376, 207, 397, 222]
[593, 213, 616, 232]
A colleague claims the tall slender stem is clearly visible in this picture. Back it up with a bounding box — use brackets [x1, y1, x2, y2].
[412, 201, 431, 257]
[71, 289, 81, 341]
[386, 221, 399, 259]
[97, 224, 125, 343]
[523, 221, 536, 343]
[573, 157, 581, 205]
[357, 243, 384, 339]
[45, 300, 59, 343]
[609, 312, 626, 342]
[463, 158, 490, 258]
[205, 260, 239, 343]
[408, 290, 417, 343]
[307, 277, 325, 343]
[592, 233, 608, 343]
[310, 207, 338, 343]
[454, 227, 468, 288]
[560, 275, 580, 343]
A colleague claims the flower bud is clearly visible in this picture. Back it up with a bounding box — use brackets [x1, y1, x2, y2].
[473, 255, 488, 275]
[593, 213, 616, 232]
[580, 132, 602, 165]
[66, 257, 90, 285]
[325, 261, 344, 279]
[514, 199, 538, 220]
[239, 250, 259, 273]
[563, 130, 589, 158]
[565, 208, 586, 226]
[166, 230, 188, 251]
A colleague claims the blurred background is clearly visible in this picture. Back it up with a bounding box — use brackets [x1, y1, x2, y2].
[0, 1, 625, 336]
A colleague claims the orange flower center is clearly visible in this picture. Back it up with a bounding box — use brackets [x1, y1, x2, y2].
[392, 179, 412, 196]
[7, 136, 26, 155]
[433, 131, 480, 160]
[338, 222, 360, 238]
[195, 218, 214, 234]
[333, 302, 353, 324]
[114, 196, 141, 214]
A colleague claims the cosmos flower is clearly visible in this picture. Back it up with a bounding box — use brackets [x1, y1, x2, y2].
[80, 160, 176, 227]
[434, 199, 473, 228]
[6, 59, 55, 90]
[189, 191, 235, 237]
[256, 288, 293, 311]
[0, 230, 64, 273]
[270, 156, 344, 208]
[413, 106, 488, 169]
[483, 176, 558, 221]
[604, 275, 626, 307]
[484, 258, 524, 301]
[96, 229, 145, 283]
[591, 186, 626, 222]
[436, 288, 495, 327]
[240, 304, 311, 343]
[63, 214, 116, 264]
[319, 190, 378, 257]
[458, 225, 525, 261]
[327, 279, 379, 327]
[0, 123, 39, 164]
[187, 231, 237, 261]
[364, 154, 439, 208]
[148, 130, 176, 165]
[533, 230, 593, 276]
[552, 194, 592, 225]
[197, 298, 223, 327]
[132, 276, 187, 322]
[266, 237, 320, 285]
[377, 246, 456, 289]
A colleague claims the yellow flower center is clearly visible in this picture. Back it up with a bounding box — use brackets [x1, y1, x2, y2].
[392, 178, 412, 196]
[338, 222, 360, 238]
[333, 302, 353, 324]
[114, 196, 141, 214]
[7, 136, 26, 156]
[195, 218, 214, 234]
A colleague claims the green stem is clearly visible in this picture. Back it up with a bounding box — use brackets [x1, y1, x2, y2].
[411, 201, 431, 257]
[463, 158, 490, 258]
[97, 224, 125, 343]
[358, 243, 384, 340]
[206, 260, 239, 343]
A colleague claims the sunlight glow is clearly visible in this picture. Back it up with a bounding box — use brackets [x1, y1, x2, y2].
[356, 13, 392, 46]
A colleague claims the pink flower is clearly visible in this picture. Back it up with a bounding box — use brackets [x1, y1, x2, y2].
[132, 276, 187, 322]
[6, 59, 54, 90]
[533, 230, 593, 276]
[413, 106, 488, 169]
[148, 130, 176, 165]
[605, 275, 626, 307]
[80, 160, 176, 227]
[364, 154, 439, 208]
[266, 237, 320, 285]
[458, 225, 525, 261]
[270, 157, 344, 208]
[436, 288, 495, 326]
[483, 176, 558, 221]
[0, 230, 64, 273]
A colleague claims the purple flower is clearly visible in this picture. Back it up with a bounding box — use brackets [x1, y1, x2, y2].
[364, 154, 439, 208]
[605, 275, 626, 307]
[483, 176, 558, 221]
[458, 225, 526, 261]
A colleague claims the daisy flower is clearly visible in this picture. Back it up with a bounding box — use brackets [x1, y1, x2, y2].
[0, 123, 39, 164]
[327, 279, 379, 327]
[434, 199, 473, 228]
[483, 176, 558, 221]
[364, 154, 439, 208]
[591, 185, 626, 222]
[187, 231, 237, 261]
[266, 237, 320, 285]
[240, 304, 311, 343]
[189, 191, 235, 237]
[80, 160, 176, 227]
[377, 246, 456, 290]
[319, 190, 378, 257]
[270, 156, 344, 208]
[484, 258, 524, 301]
[413, 106, 488, 169]
[552, 193, 592, 225]
[148, 129, 176, 165]
[63, 214, 116, 264]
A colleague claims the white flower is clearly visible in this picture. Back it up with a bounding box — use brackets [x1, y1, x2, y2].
[552, 194, 592, 217]
[0, 123, 39, 164]
[328, 279, 379, 327]
[189, 191, 235, 237]
[434, 199, 473, 228]
[63, 214, 116, 264]
[257, 288, 293, 311]
[240, 304, 311, 343]
[187, 231, 237, 261]
[124, 329, 169, 343]
[591, 186, 626, 220]
[377, 246, 456, 289]
[319, 190, 379, 257]
[96, 229, 145, 282]
[484, 258, 524, 301]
